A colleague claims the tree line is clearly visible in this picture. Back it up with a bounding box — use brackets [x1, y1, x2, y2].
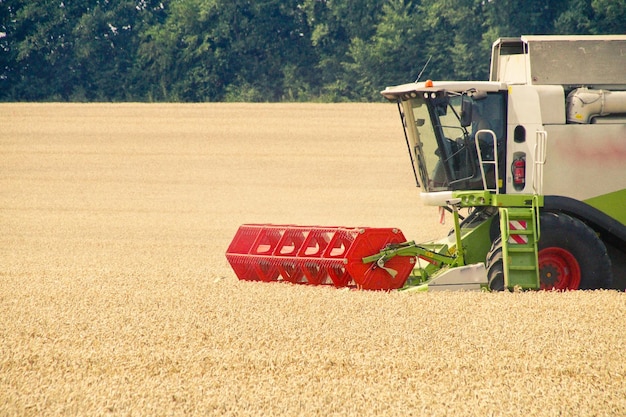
[1, 0, 623, 102]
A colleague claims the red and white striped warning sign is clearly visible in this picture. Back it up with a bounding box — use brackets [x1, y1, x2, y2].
[508, 220, 529, 244]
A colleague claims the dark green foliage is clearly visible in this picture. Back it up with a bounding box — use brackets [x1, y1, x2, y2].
[0, 0, 621, 102]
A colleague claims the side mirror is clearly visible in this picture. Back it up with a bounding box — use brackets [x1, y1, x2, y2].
[460, 96, 472, 127]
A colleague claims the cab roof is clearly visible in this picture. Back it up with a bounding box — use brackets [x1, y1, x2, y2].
[381, 81, 507, 101]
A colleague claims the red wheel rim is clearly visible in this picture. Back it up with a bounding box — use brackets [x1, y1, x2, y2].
[538, 247, 581, 290]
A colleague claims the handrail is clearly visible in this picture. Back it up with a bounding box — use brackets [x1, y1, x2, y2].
[500, 208, 510, 242]
[533, 130, 547, 195]
[532, 194, 541, 243]
[474, 129, 499, 193]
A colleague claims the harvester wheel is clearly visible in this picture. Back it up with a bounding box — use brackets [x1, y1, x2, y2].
[486, 212, 612, 291]
[537, 212, 611, 290]
[485, 237, 505, 291]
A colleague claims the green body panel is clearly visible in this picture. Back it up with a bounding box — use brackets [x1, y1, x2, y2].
[402, 208, 495, 287]
[449, 190, 544, 209]
[457, 215, 494, 265]
[585, 189, 626, 226]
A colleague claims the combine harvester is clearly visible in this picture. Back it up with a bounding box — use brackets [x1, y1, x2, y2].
[226, 35, 626, 291]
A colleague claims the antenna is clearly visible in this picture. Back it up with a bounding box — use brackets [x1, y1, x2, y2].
[414, 56, 432, 83]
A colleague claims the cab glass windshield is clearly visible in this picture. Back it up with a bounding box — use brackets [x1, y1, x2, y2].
[401, 91, 505, 192]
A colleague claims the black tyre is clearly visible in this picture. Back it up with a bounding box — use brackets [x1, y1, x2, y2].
[486, 237, 505, 291]
[486, 212, 612, 291]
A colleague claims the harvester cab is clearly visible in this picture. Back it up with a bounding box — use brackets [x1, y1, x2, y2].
[227, 35, 626, 292]
[381, 82, 506, 196]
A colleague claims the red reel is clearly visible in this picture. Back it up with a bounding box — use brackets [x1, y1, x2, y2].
[226, 224, 413, 290]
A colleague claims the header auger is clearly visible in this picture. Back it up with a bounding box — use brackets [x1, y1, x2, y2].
[226, 35, 626, 292]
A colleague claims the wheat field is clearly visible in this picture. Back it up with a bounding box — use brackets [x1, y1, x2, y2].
[1, 103, 625, 416]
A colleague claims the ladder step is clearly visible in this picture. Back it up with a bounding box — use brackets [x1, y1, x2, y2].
[506, 210, 534, 219]
[509, 229, 535, 235]
[507, 270, 540, 288]
[508, 246, 536, 253]
[508, 215, 533, 220]
[509, 265, 538, 271]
